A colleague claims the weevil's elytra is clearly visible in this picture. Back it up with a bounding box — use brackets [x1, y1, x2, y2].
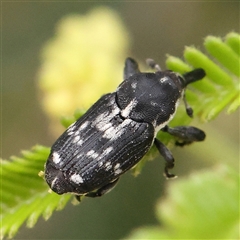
[44, 57, 206, 200]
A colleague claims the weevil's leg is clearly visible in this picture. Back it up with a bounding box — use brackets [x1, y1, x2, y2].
[124, 58, 140, 79]
[146, 58, 161, 72]
[183, 93, 193, 117]
[154, 139, 175, 178]
[162, 125, 206, 147]
[85, 178, 119, 198]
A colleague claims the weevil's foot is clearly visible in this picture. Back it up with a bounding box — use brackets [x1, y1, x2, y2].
[164, 167, 177, 179]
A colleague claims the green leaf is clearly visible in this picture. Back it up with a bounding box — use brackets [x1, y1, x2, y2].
[0, 146, 71, 239]
[204, 36, 240, 77]
[166, 32, 239, 122]
[125, 165, 239, 239]
[225, 32, 240, 57]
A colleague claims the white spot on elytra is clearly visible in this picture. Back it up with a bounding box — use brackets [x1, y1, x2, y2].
[76, 153, 83, 159]
[72, 135, 80, 143]
[93, 112, 110, 130]
[121, 99, 138, 118]
[74, 130, 80, 136]
[79, 121, 89, 131]
[70, 173, 83, 184]
[102, 119, 131, 140]
[114, 163, 122, 175]
[52, 152, 61, 164]
[114, 163, 120, 169]
[102, 147, 113, 157]
[92, 153, 99, 159]
[86, 149, 99, 159]
[105, 161, 112, 171]
[77, 139, 83, 146]
[97, 122, 113, 132]
[86, 150, 96, 157]
[92, 104, 120, 133]
[114, 169, 122, 175]
[111, 104, 120, 115]
[67, 122, 76, 135]
[102, 126, 124, 140]
[97, 111, 119, 130]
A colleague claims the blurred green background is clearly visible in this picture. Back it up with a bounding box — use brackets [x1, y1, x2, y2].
[2, 2, 239, 239]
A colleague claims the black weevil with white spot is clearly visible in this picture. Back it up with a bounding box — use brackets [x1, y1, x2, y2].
[44, 57, 206, 201]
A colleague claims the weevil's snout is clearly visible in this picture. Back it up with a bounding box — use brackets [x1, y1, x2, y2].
[182, 68, 206, 87]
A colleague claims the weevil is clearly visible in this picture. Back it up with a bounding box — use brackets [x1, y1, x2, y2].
[44, 57, 206, 201]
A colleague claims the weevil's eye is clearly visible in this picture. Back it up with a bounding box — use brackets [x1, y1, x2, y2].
[163, 71, 183, 90]
[178, 76, 185, 88]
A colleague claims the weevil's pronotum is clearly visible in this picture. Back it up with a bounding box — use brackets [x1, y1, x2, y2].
[44, 57, 206, 201]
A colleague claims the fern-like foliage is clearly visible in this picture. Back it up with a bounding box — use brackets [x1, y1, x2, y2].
[166, 32, 239, 122]
[0, 146, 71, 239]
[1, 32, 239, 239]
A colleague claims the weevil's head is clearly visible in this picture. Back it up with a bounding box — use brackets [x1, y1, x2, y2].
[116, 67, 205, 128]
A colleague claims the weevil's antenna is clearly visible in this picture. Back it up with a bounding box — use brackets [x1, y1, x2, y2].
[146, 58, 161, 72]
[183, 93, 193, 118]
[181, 68, 205, 117]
